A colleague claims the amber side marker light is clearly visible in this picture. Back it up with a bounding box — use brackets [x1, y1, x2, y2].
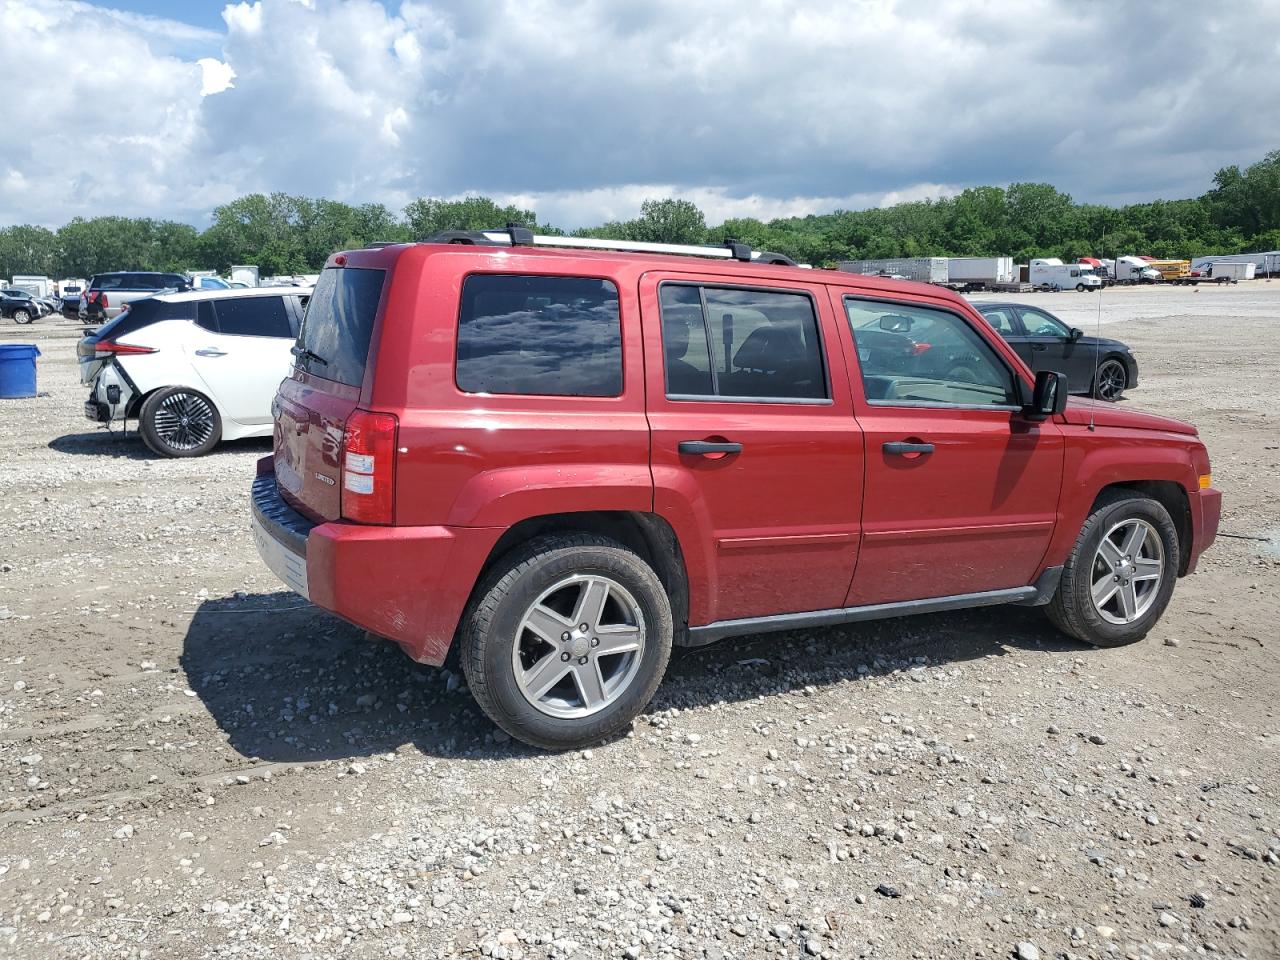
[1199, 475, 1212, 489]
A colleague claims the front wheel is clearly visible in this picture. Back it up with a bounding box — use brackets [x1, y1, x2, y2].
[13, 308, 32, 324]
[460, 534, 673, 750]
[139, 386, 222, 457]
[1046, 491, 1179, 647]
[1092, 358, 1127, 401]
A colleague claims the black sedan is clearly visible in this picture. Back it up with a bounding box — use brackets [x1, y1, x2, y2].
[971, 301, 1138, 402]
[0, 289, 42, 324]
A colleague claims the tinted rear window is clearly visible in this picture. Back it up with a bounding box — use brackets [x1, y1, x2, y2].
[455, 274, 622, 397]
[93, 298, 194, 340]
[296, 267, 385, 387]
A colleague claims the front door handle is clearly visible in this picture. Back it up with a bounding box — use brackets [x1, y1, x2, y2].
[883, 441, 935, 455]
[1031, 343, 1048, 351]
[678, 440, 743, 456]
[195, 348, 228, 357]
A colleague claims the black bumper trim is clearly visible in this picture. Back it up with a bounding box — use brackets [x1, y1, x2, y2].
[251, 473, 316, 556]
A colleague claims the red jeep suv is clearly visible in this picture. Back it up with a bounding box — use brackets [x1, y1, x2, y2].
[252, 229, 1220, 749]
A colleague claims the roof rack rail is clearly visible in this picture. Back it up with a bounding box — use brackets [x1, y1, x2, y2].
[423, 225, 797, 267]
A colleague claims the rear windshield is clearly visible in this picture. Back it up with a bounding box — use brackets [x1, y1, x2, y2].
[92, 298, 195, 339]
[296, 267, 385, 386]
[90, 273, 186, 291]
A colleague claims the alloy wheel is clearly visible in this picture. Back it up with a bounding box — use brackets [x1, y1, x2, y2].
[152, 391, 217, 451]
[1095, 359, 1126, 401]
[512, 574, 646, 719]
[1090, 518, 1164, 625]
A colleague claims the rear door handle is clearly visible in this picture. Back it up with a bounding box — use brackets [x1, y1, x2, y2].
[883, 441, 934, 455]
[195, 348, 228, 357]
[678, 440, 743, 456]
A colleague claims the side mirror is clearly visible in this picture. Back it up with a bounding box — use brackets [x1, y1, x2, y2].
[879, 314, 913, 333]
[1024, 370, 1068, 420]
[1068, 327, 1084, 341]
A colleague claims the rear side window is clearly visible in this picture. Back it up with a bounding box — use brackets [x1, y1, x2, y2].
[93, 274, 125, 291]
[296, 267, 385, 387]
[658, 283, 828, 401]
[211, 296, 292, 338]
[456, 275, 622, 397]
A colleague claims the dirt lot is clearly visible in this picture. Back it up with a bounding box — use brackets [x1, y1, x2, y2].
[1, 284, 1277, 960]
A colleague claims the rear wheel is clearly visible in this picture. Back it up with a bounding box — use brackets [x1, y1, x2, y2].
[13, 308, 32, 324]
[460, 534, 673, 750]
[1092, 358, 1127, 401]
[1047, 491, 1179, 647]
[139, 386, 222, 457]
[1075, 283, 1086, 292]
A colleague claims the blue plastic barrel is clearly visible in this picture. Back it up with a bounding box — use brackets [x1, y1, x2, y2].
[0, 343, 40, 398]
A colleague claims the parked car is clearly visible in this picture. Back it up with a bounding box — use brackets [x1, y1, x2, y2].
[251, 231, 1220, 750]
[971, 301, 1138, 402]
[79, 271, 191, 325]
[1, 288, 44, 323]
[79, 286, 311, 457]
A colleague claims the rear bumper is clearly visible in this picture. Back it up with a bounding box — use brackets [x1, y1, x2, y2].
[1185, 486, 1221, 575]
[250, 458, 502, 666]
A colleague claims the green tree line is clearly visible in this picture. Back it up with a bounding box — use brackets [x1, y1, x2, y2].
[3, 150, 1278, 279]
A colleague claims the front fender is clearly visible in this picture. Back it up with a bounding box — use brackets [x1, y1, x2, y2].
[1043, 428, 1201, 569]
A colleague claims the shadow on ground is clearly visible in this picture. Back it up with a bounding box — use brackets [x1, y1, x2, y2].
[49, 430, 272, 459]
[181, 590, 1084, 765]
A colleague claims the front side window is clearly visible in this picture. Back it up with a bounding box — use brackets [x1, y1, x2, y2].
[456, 274, 622, 397]
[978, 306, 1016, 335]
[659, 284, 828, 401]
[1019, 308, 1070, 338]
[845, 298, 1017, 407]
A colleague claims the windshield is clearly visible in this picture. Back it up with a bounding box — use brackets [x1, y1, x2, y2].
[1078, 267, 1096, 277]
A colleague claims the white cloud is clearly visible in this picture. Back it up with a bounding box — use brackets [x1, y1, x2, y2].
[198, 58, 236, 95]
[1, 0, 1278, 229]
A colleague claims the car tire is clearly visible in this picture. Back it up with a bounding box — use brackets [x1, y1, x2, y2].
[1046, 490, 1179, 648]
[1092, 357, 1127, 401]
[139, 386, 222, 458]
[460, 533, 673, 750]
[13, 308, 32, 324]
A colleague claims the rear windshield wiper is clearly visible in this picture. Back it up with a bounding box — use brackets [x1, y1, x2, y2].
[291, 345, 328, 366]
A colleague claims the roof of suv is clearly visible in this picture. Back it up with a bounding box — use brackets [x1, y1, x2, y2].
[332, 240, 956, 303]
[152, 286, 314, 304]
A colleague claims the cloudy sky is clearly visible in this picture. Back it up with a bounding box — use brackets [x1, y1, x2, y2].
[2, 0, 1277, 229]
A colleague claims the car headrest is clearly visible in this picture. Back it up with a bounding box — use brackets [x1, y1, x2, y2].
[733, 325, 802, 371]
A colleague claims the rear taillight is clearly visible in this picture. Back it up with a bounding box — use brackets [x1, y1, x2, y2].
[341, 410, 398, 525]
[95, 340, 156, 355]
[86, 291, 100, 305]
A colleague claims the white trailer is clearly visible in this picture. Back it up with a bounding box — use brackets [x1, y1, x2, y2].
[10, 275, 53, 298]
[230, 265, 260, 287]
[947, 256, 1013, 289]
[836, 257, 948, 284]
[1191, 251, 1277, 277]
[1029, 258, 1102, 291]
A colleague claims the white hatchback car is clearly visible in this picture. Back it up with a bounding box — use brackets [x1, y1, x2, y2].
[78, 286, 311, 457]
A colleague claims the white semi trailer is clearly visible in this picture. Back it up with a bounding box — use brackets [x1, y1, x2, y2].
[836, 257, 948, 284]
[946, 256, 1016, 285]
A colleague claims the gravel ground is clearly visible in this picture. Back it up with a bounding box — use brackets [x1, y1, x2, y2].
[1, 284, 1277, 960]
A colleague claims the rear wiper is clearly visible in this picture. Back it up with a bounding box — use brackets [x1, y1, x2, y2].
[291, 345, 328, 366]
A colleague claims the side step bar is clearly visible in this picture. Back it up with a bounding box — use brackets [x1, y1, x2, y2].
[683, 570, 1062, 646]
